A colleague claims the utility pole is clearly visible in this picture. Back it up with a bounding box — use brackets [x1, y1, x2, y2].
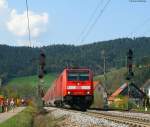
[25, 0, 32, 47]
[104, 55, 106, 81]
[101, 50, 108, 109]
[0, 78, 2, 88]
[101, 50, 106, 82]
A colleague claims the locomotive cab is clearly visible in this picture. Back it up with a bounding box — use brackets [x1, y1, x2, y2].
[64, 69, 94, 110]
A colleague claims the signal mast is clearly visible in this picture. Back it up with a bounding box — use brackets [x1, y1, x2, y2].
[38, 50, 46, 100]
[126, 49, 134, 110]
[127, 49, 134, 80]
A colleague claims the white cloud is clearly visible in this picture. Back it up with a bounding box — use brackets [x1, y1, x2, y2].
[0, 0, 8, 16]
[6, 9, 49, 37]
[0, 0, 7, 9]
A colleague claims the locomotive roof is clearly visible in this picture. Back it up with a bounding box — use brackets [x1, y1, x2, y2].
[65, 68, 90, 71]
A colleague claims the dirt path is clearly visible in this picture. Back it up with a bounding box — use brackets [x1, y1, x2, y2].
[0, 107, 26, 123]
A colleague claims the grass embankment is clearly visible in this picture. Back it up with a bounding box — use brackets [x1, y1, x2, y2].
[0, 106, 36, 127]
[0, 105, 65, 127]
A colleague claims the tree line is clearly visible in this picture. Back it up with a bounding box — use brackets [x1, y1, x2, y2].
[0, 37, 150, 84]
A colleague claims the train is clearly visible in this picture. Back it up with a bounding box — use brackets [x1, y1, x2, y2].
[43, 68, 94, 111]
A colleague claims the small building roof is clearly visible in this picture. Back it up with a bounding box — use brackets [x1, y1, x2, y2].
[142, 79, 150, 89]
[0, 95, 4, 99]
[108, 82, 145, 101]
[108, 83, 128, 101]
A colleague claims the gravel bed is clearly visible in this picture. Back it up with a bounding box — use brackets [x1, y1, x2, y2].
[47, 107, 128, 127]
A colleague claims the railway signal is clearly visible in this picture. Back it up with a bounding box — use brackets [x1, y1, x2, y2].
[38, 51, 46, 79]
[38, 50, 46, 99]
[126, 49, 134, 80]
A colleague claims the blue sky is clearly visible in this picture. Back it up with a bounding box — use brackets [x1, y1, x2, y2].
[0, 0, 150, 46]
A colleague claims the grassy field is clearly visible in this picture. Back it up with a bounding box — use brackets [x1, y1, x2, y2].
[6, 74, 57, 89]
[1, 74, 57, 98]
[94, 66, 150, 93]
[94, 68, 127, 93]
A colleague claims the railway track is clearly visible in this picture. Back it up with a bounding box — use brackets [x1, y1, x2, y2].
[88, 110, 150, 122]
[87, 110, 150, 127]
[45, 107, 150, 127]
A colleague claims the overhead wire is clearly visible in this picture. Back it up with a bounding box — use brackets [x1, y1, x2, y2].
[128, 17, 150, 38]
[80, 0, 111, 43]
[78, 0, 103, 42]
[142, 28, 150, 36]
[141, 18, 150, 36]
[25, 0, 32, 47]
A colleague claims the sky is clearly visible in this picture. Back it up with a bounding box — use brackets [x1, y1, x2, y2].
[0, 0, 150, 46]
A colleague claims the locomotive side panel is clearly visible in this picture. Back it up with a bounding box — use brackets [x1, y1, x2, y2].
[43, 80, 56, 105]
[51, 70, 67, 106]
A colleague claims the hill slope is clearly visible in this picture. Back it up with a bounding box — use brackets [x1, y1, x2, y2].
[94, 66, 150, 94]
[1, 37, 150, 83]
[7, 74, 56, 88]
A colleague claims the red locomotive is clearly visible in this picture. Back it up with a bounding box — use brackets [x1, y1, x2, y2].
[43, 68, 94, 111]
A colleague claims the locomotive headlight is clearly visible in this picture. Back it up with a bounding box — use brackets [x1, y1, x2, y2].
[87, 91, 90, 94]
[68, 91, 71, 95]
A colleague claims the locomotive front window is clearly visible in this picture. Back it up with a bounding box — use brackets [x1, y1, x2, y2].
[68, 72, 89, 81]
